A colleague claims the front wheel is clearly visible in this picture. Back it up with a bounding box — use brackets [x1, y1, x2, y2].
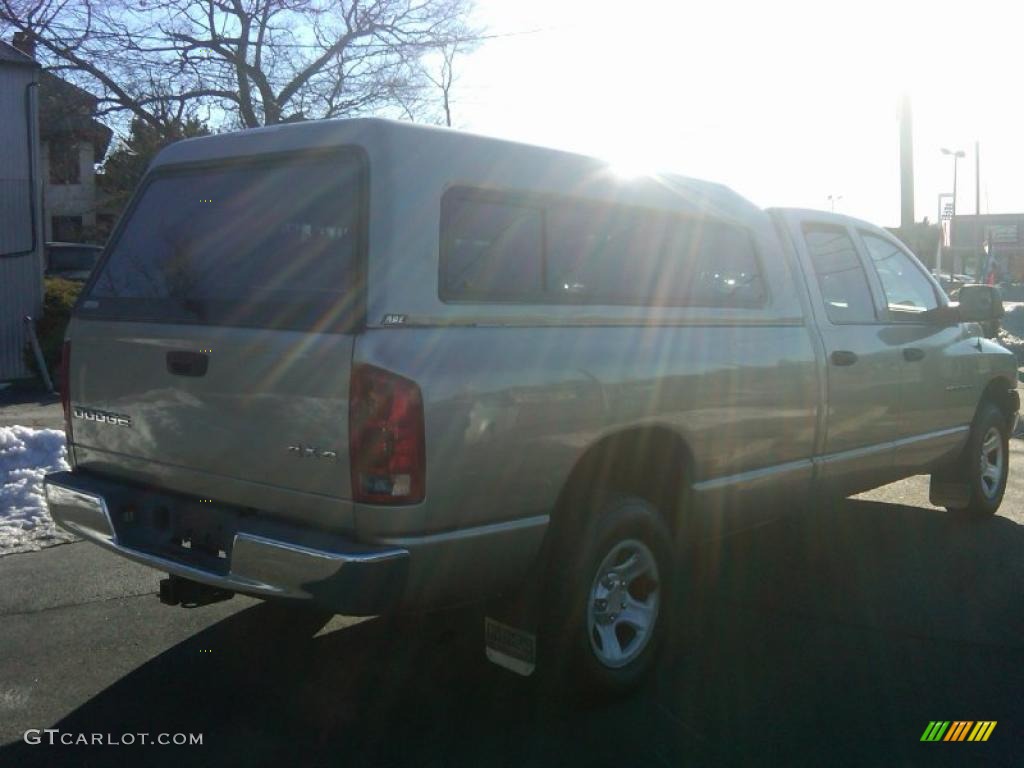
[544, 495, 673, 694]
[951, 402, 1010, 517]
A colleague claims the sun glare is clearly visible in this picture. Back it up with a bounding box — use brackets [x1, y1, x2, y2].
[463, 0, 1024, 226]
[606, 155, 660, 180]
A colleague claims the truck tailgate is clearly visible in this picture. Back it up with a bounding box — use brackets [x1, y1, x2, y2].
[70, 319, 354, 504]
[66, 147, 367, 526]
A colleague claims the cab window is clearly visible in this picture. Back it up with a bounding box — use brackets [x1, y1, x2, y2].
[860, 232, 939, 320]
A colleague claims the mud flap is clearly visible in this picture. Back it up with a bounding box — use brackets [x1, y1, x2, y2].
[929, 476, 970, 509]
[484, 574, 542, 677]
[484, 617, 536, 676]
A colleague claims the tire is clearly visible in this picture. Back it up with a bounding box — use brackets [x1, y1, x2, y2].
[543, 495, 673, 695]
[951, 402, 1010, 517]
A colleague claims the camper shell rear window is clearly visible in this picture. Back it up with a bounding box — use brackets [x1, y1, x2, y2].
[81, 148, 366, 332]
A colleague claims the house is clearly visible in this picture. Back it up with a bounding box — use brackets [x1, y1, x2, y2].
[38, 71, 114, 242]
[0, 39, 43, 380]
[12, 33, 113, 244]
[0, 32, 113, 381]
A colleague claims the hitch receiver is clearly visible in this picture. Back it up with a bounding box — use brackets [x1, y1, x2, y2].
[159, 575, 234, 607]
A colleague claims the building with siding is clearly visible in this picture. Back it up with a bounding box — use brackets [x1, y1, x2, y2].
[0, 40, 43, 380]
[38, 70, 114, 242]
[950, 213, 1024, 282]
[11, 34, 113, 244]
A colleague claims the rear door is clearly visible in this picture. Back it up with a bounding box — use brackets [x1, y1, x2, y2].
[69, 149, 365, 514]
[782, 213, 904, 495]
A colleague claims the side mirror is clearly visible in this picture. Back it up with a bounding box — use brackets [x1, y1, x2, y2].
[955, 284, 1003, 338]
[957, 284, 1004, 323]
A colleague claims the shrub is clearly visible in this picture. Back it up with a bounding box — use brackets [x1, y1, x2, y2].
[24, 277, 82, 385]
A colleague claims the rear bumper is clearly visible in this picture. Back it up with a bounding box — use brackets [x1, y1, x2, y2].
[44, 471, 408, 615]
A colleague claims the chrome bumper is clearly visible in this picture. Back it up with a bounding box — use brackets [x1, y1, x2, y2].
[44, 471, 409, 614]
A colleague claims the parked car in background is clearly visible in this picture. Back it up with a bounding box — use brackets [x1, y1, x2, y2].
[44, 242, 103, 282]
[997, 282, 1024, 303]
[44, 119, 1018, 694]
[935, 271, 974, 299]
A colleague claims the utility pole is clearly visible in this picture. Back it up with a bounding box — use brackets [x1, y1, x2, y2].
[975, 141, 982, 272]
[899, 94, 915, 230]
[975, 141, 981, 214]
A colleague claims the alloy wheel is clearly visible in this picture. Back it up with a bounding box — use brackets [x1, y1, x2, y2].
[586, 538, 660, 669]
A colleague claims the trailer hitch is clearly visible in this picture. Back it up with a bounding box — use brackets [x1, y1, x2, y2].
[159, 575, 234, 607]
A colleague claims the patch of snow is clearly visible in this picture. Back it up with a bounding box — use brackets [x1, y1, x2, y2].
[0, 426, 75, 555]
[998, 328, 1024, 365]
[1002, 304, 1024, 338]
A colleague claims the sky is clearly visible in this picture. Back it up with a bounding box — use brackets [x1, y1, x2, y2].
[453, 0, 1024, 228]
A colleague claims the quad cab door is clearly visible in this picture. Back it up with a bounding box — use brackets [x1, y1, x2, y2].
[779, 212, 905, 496]
[852, 227, 978, 469]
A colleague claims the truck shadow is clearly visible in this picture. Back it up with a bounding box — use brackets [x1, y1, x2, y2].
[4, 499, 1024, 767]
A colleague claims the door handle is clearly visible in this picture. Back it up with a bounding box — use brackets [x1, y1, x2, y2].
[166, 351, 209, 377]
[902, 347, 925, 362]
[830, 350, 858, 366]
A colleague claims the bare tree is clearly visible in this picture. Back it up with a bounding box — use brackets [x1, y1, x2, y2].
[390, 32, 472, 126]
[1, 0, 479, 133]
[425, 39, 458, 127]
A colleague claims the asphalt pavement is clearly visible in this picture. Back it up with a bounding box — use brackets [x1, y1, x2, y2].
[0, 445, 1022, 766]
[0, 387, 62, 430]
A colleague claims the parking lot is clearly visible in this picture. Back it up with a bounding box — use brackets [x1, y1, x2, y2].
[1, 442, 1022, 767]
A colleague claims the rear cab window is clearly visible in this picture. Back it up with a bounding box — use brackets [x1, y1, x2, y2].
[82, 149, 366, 332]
[440, 187, 766, 308]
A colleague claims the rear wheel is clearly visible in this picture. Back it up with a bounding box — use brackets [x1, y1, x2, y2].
[949, 402, 1009, 517]
[545, 495, 673, 694]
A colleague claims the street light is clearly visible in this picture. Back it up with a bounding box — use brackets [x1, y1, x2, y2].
[827, 194, 843, 212]
[941, 147, 966, 273]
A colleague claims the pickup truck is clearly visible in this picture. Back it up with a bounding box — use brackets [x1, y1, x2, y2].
[45, 118, 1018, 693]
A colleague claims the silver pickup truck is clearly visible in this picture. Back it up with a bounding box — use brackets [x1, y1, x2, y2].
[45, 118, 1017, 692]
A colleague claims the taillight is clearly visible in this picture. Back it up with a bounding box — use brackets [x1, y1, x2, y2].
[349, 364, 425, 504]
[60, 340, 72, 444]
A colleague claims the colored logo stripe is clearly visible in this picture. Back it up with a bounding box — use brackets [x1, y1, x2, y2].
[945, 721, 972, 741]
[968, 722, 997, 742]
[920, 721, 996, 742]
[921, 722, 950, 741]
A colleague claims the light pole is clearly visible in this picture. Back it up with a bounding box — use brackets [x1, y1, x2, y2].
[941, 147, 966, 273]
[827, 194, 843, 212]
